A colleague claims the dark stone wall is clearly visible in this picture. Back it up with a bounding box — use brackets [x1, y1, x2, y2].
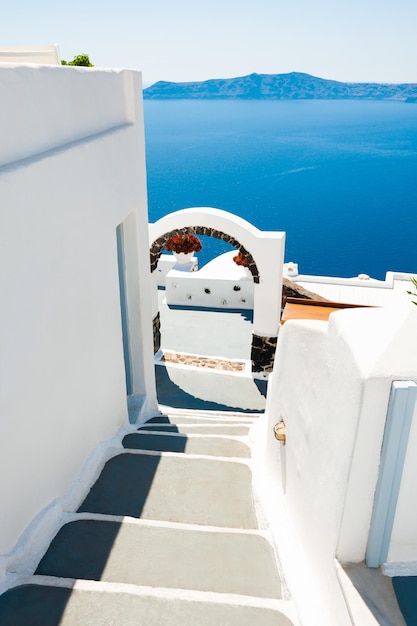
[153, 312, 161, 354]
[282, 277, 330, 305]
[251, 334, 278, 373]
[150, 226, 260, 283]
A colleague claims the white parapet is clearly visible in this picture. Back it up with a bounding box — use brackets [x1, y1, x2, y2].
[155, 253, 197, 287]
[0, 44, 61, 65]
[164, 251, 254, 310]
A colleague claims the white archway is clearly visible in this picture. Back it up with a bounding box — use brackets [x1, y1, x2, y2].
[149, 208, 285, 372]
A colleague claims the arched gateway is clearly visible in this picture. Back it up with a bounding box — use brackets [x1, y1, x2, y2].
[149, 207, 285, 373]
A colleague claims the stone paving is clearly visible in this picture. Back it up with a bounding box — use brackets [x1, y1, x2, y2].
[160, 350, 246, 372]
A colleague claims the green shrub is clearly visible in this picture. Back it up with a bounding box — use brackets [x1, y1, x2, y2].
[407, 277, 417, 306]
[61, 54, 94, 67]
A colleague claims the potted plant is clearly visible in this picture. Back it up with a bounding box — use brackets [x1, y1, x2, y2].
[233, 250, 249, 268]
[165, 233, 202, 264]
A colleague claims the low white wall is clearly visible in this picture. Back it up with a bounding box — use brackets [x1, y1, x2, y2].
[0, 45, 61, 65]
[0, 65, 156, 567]
[256, 302, 417, 625]
[295, 269, 417, 289]
[155, 254, 188, 286]
[164, 252, 254, 310]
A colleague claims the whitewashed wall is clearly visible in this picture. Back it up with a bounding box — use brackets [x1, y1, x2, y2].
[164, 252, 254, 310]
[255, 302, 417, 626]
[0, 65, 157, 568]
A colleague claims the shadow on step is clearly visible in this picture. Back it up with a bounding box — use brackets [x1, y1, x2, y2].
[0, 585, 72, 626]
[0, 584, 295, 625]
[122, 432, 188, 452]
[36, 520, 123, 581]
[0, 451, 175, 623]
[78, 453, 257, 528]
[155, 365, 266, 413]
[77, 452, 171, 518]
[0, 456, 167, 619]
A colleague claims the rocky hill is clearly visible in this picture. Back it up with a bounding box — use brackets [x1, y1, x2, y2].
[143, 72, 417, 101]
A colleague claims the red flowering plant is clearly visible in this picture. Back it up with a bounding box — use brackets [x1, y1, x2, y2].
[233, 250, 250, 267]
[164, 233, 202, 254]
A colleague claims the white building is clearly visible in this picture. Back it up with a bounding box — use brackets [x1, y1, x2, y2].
[1, 59, 417, 625]
[0, 62, 157, 568]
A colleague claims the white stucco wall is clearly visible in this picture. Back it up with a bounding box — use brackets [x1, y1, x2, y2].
[0, 65, 156, 565]
[0, 63, 135, 167]
[255, 302, 417, 625]
[164, 252, 254, 310]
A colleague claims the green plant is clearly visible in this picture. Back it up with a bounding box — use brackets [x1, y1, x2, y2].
[407, 276, 417, 305]
[61, 54, 94, 67]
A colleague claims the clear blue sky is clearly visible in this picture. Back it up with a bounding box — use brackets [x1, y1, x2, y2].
[2, 0, 416, 86]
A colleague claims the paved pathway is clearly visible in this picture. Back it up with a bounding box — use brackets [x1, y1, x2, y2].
[158, 289, 253, 360]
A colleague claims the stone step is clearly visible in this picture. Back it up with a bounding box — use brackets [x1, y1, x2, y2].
[122, 432, 251, 458]
[139, 423, 252, 436]
[145, 413, 256, 425]
[0, 399, 296, 625]
[78, 453, 258, 529]
[0, 584, 294, 626]
[157, 405, 261, 418]
[35, 519, 281, 599]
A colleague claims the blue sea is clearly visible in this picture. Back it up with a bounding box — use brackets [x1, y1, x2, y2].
[143, 100, 417, 280]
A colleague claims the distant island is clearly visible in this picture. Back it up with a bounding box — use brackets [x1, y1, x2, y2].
[143, 72, 417, 102]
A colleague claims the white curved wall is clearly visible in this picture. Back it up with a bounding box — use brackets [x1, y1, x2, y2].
[256, 302, 417, 625]
[0, 65, 156, 562]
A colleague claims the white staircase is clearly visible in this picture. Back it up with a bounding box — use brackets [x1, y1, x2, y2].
[0, 409, 296, 625]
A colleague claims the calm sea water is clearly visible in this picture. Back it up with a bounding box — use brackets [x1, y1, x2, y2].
[143, 100, 417, 280]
